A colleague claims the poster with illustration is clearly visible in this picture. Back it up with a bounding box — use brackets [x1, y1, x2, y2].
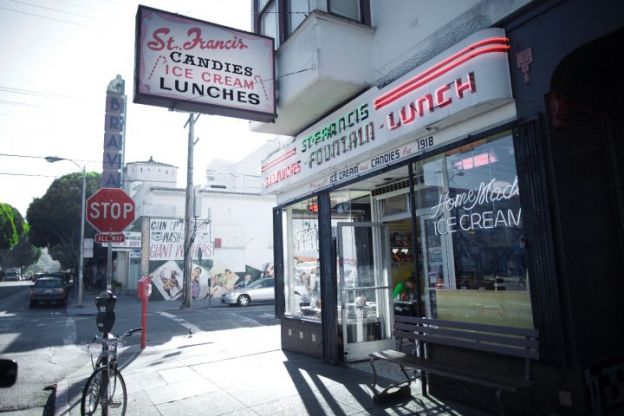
[148, 218, 272, 301]
[149, 258, 248, 301]
[151, 260, 184, 301]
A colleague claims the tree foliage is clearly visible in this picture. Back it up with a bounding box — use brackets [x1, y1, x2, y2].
[1, 234, 41, 271]
[0, 203, 40, 271]
[0, 203, 25, 249]
[27, 172, 101, 270]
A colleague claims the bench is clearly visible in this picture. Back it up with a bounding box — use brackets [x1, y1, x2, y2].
[369, 315, 539, 415]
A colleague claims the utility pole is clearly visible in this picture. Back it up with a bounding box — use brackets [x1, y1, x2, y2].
[78, 166, 86, 306]
[45, 156, 86, 307]
[182, 113, 199, 309]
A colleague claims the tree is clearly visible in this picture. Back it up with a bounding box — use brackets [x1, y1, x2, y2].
[27, 172, 101, 271]
[0, 203, 25, 249]
[0, 203, 40, 271]
[1, 234, 41, 271]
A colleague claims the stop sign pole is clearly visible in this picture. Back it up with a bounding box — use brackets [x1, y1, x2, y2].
[86, 188, 136, 290]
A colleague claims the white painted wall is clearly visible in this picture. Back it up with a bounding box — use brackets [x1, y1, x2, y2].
[123, 142, 277, 285]
[203, 192, 275, 272]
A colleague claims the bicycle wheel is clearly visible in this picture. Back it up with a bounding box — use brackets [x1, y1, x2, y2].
[80, 366, 127, 416]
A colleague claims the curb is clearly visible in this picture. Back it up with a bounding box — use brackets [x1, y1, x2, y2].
[53, 380, 69, 416]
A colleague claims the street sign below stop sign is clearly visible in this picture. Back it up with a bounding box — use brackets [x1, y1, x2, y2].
[86, 188, 136, 233]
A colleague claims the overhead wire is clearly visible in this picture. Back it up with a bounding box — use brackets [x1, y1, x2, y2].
[0, 172, 59, 178]
[0, 153, 100, 165]
[8, 0, 102, 21]
[0, 86, 79, 100]
[0, 5, 92, 27]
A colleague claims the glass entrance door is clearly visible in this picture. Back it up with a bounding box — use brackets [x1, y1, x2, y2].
[337, 222, 394, 362]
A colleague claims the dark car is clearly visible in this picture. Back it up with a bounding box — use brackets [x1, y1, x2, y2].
[30, 277, 68, 308]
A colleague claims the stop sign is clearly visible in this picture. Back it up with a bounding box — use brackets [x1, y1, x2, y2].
[86, 188, 136, 233]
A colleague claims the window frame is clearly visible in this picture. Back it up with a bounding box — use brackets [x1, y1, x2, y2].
[327, 0, 371, 25]
[254, 0, 371, 48]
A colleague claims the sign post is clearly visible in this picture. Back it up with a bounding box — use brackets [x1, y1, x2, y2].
[86, 188, 136, 290]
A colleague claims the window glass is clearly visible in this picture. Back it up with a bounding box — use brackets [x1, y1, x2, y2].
[258, 0, 270, 11]
[255, 0, 369, 45]
[260, 1, 279, 47]
[288, 0, 309, 35]
[329, 0, 360, 21]
[414, 133, 533, 328]
[283, 197, 321, 321]
[380, 193, 409, 218]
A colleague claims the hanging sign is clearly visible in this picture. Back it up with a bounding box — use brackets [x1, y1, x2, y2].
[134, 5, 276, 123]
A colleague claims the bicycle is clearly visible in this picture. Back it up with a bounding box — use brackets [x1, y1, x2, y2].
[81, 328, 142, 416]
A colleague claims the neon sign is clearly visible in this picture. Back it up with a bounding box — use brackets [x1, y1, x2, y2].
[261, 29, 513, 196]
[373, 37, 510, 110]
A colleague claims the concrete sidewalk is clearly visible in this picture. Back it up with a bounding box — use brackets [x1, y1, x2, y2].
[55, 292, 490, 416]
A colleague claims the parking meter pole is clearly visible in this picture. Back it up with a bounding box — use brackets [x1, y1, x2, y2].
[95, 291, 116, 416]
[106, 241, 112, 290]
[141, 297, 147, 349]
[138, 276, 151, 349]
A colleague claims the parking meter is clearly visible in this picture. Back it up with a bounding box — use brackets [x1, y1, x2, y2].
[95, 290, 116, 335]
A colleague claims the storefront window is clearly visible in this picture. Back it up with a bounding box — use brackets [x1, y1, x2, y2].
[282, 197, 321, 321]
[413, 132, 533, 328]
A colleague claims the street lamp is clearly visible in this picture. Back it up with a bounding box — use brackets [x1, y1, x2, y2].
[45, 156, 86, 308]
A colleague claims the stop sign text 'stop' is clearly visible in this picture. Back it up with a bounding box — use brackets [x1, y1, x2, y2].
[86, 188, 136, 233]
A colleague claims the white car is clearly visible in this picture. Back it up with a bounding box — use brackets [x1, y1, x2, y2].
[221, 278, 275, 306]
[3, 267, 22, 281]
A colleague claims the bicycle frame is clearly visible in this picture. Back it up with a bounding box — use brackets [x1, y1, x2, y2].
[82, 328, 140, 416]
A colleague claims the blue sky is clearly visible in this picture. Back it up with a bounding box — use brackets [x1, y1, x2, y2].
[0, 0, 272, 217]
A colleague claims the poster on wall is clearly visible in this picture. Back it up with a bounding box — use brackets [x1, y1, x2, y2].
[149, 218, 212, 261]
[148, 218, 274, 301]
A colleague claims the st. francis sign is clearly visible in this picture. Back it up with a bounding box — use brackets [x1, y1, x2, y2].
[134, 5, 276, 122]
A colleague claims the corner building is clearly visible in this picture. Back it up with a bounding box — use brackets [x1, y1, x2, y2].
[252, 1, 624, 414]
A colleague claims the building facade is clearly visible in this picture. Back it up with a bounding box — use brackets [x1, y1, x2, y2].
[255, 1, 624, 414]
[117, 146, 277, 301]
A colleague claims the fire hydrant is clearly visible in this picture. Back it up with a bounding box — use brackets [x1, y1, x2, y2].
[137, 276, 152, 349]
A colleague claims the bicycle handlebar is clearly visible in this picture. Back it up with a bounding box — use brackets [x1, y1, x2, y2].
[125, 328, 142, 337]
[93, 328, 142, 343]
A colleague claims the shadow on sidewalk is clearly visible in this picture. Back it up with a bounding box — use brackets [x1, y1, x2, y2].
[281, 351, 490, 415]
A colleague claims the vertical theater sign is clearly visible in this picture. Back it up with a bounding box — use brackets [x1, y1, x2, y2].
[103, 75, 127, 188]
[134, 5, 275, 122]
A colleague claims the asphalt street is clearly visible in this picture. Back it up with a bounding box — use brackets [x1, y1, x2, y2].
[0, 281, 279, 415]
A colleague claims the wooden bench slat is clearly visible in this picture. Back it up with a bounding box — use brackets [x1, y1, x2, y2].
[411, 333, 539, 359]
[395, 322, 539, 349]
[402, 316, 539, 338]
[415, 326, 540, 349]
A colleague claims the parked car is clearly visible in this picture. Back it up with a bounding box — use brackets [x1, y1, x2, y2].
[30, 277, 68, 308]
[221, 278, 275, 306]
[3, 268, 22, 281]
[34, 272, 71, 285]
